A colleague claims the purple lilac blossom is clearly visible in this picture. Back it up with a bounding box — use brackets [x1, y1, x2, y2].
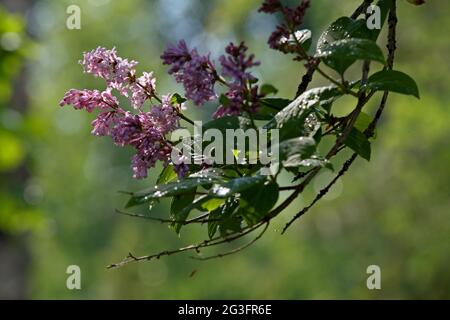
[149, 95, 180, 134]
[161, 41, 217, 106]
[91, 110, 126, 136]
[62, 48, 184, 179]
[80, 47, 138, 95]
[220, 42, 260, 83]
[214, 42, 263, 118]
[160, 40, 191, 74]
[59, 89, 118, 112]
[259, 0, 310, 53]
[130, 72, 157, 109]
[258, 0, 282, 14]
[109, 96, 180, 179]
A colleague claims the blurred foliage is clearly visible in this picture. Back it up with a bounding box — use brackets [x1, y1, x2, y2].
[0, 0, 447, 298]
[0, 6, 42, 235]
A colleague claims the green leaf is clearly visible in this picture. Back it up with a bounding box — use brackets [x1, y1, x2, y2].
[264, 91, 318, 141]
[344, 128, 371, 161]
[292, 156, 334, 170]
[125, 177, 219, 208]
[239, 181, 279, 226]
[263, 84, 356, 138]
[315, 38, 385, 75]
[261, 98, 291, 110]
[171, 194, 212, 234]
[219, 94, 230, 106]
[201, 198, 226, 211]
[170, 93, 187, 105]
[260, 84, 279, 96]
[366, 70, 420, 98]
[170, 191, 196, 233]
[189, 168, 226, 180]
[279, 29, 312, 53]
[354, 112, 372, 132]
[317, 17, 372, 51]
[316, 2, 390, 49]
[254, 97, 292, 121]
[202, 115, 250, 134]
[156, 165, 178, 185]
[210, 175, 268, 198]
[251, 104, 278, 121]
[354, 112, 377, 138]
[300, 84, 352, 114]
[208, 199, 238, 239]
[295, 29, 312, 51]
[275, 136, 317, 168]
[219, 213, 242, 237]
[278, 137, 332, 169]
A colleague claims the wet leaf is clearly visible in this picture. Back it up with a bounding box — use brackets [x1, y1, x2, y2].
[367, 70, 420, 98]
[316, 38, 385, 75]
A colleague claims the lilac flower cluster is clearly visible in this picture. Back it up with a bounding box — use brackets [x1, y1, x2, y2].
[61, 47, 184, 179]
[80, 46, 157, 109]
[80, 47, 138, 97]
[214, 42, 264, 118]
[109, 99, 179, 179]
[258, 0, 310, 53]
[161, 40, 217, 106]
[59, 89, 119, 112]
[162, 41, 264, 118]
[61, 40, 265, 179]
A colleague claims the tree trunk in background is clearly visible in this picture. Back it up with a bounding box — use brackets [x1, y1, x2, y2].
[0, 0, 35, 300]
[0, 233, 30, 299]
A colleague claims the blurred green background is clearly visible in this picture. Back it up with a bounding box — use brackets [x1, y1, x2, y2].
[0, 0, 448, 299]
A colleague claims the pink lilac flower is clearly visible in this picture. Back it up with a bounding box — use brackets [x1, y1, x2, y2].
[160, 40, 191, 74]
[176, 55, 217, 105]
[59, 89, 118, 112]
[62, 47, 189, 180]
[214, 42, 263, 118]
[91, 111, 123, 136]
[174, 162, 189, 179]
[259, 0, 310, 53]
[220, 42, 260, 83]
[80, 47, 138, 95]
[130, 72, 157, 109]
[149, 95, 180, 134]
[131, 142, 173, 179]
[131, 155, 150, 179]
[284, 0, 310, 26]
[110, 112, 143, 146]
[214, 84, 263, 118]
[161, 41, 217, 106]
[258, 0, 282, 13]
[267, 25, 290, 50]
[108, 98, 180, 179]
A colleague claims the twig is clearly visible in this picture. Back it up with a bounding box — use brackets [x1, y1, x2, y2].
[191, 222, 269, 261]
[107, 221, 265, 269]
[282, 153, 358, 233]
[350, 0, 374, 19]
[115, 209, 221, 225]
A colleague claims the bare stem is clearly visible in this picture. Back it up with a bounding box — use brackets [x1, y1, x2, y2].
[191, 222, 269, 261]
